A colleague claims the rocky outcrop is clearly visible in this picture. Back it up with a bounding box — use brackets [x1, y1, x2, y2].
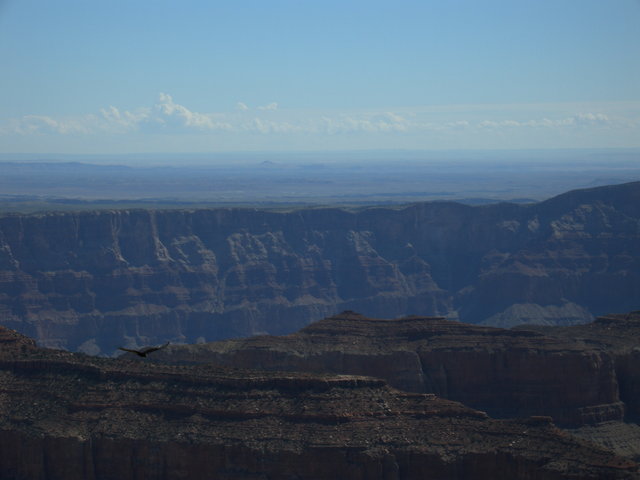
[0, 325, 636, 480]
[0, 181, 639, 352]
[518, 311, 640, 421]
[155, 311, 626, 426]
[568, 422, 640, 463]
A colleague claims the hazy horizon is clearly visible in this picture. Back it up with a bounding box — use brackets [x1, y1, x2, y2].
[2, 146, 639, 166]
[1, 148, 638, 212]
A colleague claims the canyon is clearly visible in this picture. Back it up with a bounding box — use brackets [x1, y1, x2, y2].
[0, 323, 637, 479]
[0, 181, 638, 354]
[153, 311, 639, 427]
[142, 309, 640, 472]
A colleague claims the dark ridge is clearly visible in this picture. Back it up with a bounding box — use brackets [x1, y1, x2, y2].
[0, 324, 635, 479]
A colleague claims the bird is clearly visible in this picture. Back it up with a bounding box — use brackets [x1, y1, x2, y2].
[118, 342, 170, 357]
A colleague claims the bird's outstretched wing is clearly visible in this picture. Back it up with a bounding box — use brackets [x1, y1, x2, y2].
[118, 346, 142, 355]
[118, 342, 170, 357]
[140, 342, 170, 355]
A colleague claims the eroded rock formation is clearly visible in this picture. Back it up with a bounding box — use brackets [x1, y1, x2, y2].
[155, 311, 629, 426]
[0, 181, 638, 352]
[0, 325, 636, 479]
[517, 312, 640, 421]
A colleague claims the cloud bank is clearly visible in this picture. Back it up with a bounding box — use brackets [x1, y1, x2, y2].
[1, 94, 638, 151]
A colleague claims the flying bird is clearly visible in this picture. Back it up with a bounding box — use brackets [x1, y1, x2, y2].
[118, 342, 170, 357]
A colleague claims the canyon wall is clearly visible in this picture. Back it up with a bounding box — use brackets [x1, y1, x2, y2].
[159, 311, 631, 426]
[518, 311, 640, 421]
[0, 325, 636, 480]
[0, 181, 638, 353]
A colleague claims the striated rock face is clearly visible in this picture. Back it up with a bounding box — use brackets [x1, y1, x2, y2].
[154, 311, 626, 426]
[518, 311, 640, 421]
[0, 181, 639, 352]
[0, 325, 636, 480]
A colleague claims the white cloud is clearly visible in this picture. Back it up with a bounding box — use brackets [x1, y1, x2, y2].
[257, 102, 278, 111]
[445, 120, 470, 129]
[243, 117, 303, 134]
[476, 113, 616, 130]
[156, 93, 229, 130]
[0, 97, 638, 152]
[1, 114, 92, 135]
[319, 112, 412, 134]
[572, 112, 611, 126]
[100, 106, 150, 131]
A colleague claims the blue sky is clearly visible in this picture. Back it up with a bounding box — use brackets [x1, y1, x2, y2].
[0, 0, 639, 154]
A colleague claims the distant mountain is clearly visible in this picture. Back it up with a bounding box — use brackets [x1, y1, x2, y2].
[0, 181, 638, 354]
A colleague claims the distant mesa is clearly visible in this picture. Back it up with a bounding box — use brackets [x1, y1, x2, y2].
[258, 160, 279, 167]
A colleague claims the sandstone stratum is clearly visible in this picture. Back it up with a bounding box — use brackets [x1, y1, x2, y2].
[0, 325, 637, 479]
[0, 181, 638, 354]
[153, 311, 640, 428]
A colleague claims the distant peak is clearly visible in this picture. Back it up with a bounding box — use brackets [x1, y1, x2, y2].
[259, 160, 278, 167]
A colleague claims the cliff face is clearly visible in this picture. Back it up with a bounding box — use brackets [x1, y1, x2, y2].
[0, 181, 639, 353]
[517, 312, 640, 421]
[158, 311, 628, 427]
[0, 325, 636, 480]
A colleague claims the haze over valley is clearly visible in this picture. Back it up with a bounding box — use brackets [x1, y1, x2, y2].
[1, 149, 639, 211]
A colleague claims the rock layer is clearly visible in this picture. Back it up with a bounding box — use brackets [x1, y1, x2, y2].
[156, 311, 626, 426]
[0, 181, 639, 352]
[518, 311, 640, 421]
[0, 325, 636, 480]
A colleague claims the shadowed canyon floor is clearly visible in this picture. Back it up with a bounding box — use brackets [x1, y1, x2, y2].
[0, 324, 637, 479]
[0, 181, 638, 354]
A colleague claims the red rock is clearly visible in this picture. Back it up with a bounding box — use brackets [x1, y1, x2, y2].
[160, 312, 624, 426]
[0, 325, 636, 479]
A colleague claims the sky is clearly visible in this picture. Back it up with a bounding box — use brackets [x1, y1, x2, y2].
[0, 0, 639, 155]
